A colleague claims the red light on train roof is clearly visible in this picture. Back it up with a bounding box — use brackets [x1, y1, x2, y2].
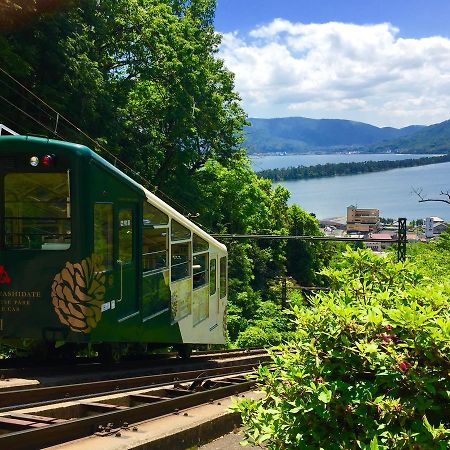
[41, 154, 54, 166]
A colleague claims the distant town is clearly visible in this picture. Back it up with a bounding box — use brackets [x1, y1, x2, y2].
[320, 206, 448, 252]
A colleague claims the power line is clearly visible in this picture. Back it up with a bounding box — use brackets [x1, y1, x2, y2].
[0, 76, 55, 123]
[0, 94, 66, 140]
[0, 70, 160, 187]
[0, 66, 207, 225]
[0, 111, 27, 134]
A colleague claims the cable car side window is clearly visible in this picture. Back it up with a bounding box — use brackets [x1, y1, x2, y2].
[94, 203, 113, 270]
[171, 220, 191, 241]
[142, 202, 168, 273]
[219, 256, 227, 299]
[193, 253, 208, 289]
[170, 219, 191, 282]
[143, 202, 169, 227]
[141, 202, 170, 319]
[171, 242, 190, 282]
[119, 209, 133, 264]
[192, 234, 209, 290]
[4, 172, 71, 250]
[209, 259, 217, 295]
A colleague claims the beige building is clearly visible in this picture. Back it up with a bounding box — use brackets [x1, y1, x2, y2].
[347, 206, 380, 234]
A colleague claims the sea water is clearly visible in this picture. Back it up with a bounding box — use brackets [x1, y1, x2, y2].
[251, 154, 450, 221]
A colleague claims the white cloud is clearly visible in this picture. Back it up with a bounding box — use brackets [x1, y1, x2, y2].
[219, 20, 450, 127]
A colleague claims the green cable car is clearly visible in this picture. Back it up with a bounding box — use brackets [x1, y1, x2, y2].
[0, 136, 227, 354]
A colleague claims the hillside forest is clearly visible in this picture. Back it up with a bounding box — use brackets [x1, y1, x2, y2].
[245, 116, 450, 155]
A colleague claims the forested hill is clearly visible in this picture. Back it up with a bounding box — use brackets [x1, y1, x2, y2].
[258, 154, 450, 181]
[244, 117, 423, 154]
[370, 119, 450, 154]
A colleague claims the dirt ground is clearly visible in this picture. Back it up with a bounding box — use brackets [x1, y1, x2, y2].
[197, 430, 264, 449]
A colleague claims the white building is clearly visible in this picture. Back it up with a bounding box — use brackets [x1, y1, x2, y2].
[425, 217, 447, 238]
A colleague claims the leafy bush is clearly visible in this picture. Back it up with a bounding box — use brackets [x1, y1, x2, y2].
[234, 248, 450, 449]
[236, 326, 281, 348]
[226, 303, 248, 343]
[234, 300, 295, 348]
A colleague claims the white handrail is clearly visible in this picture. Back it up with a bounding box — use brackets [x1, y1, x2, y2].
[0, 124, 18, 135]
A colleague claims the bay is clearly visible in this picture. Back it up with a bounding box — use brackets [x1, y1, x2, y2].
[251, 154, 450, 221]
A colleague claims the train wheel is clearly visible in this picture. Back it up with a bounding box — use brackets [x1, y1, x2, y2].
[97, 343, 125, 362]
[57, 343, 78, 361]
[96, 343, 113, 362]
[30, 341, 77, 362]
[176, 344, 192, 359]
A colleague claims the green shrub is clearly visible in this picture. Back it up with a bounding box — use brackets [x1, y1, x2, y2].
[234, 248, 450, 449]
[233, 300, 295, 348]
[226, 303, 248, 342]
[236, 326, 282, 348]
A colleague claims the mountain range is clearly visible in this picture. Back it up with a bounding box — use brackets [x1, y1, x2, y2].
[244, 117, 450, 154]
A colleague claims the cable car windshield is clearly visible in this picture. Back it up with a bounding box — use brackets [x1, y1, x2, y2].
[3, 172, 71, 250]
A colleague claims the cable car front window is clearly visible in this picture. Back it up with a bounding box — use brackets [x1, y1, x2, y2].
[4, 172, 71, 250]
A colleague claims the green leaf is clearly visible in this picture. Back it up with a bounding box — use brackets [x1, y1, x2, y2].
[369, 435, 379, 450]
[318, 389, 332, 404]
[290, 406, 303, 414]
[258, 433, 271, 443]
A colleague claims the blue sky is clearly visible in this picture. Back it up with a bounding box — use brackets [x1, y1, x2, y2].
[214, 1, 450, 127]
[215, 0, 450, 38]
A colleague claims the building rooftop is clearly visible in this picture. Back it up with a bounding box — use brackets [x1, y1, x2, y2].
[428, 216, 445, 223]
[371, 233, 395, 240]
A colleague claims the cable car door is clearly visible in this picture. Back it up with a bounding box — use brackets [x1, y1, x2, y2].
[115, 204, 139, 321]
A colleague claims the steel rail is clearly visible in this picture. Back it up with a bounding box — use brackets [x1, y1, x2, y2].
[0, 347, 265, 374]
[0, 374, 255, 450]
[211, 234, 399, 242]
[0, 361, 267, 411]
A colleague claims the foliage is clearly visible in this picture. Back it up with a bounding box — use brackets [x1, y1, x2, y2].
[190, 157, 341, 345]
[286, 204, 338, 286]
[234, 300, 295, 347]
[234, 247, 450, 449]
[407, 229, 450, 281]
[236, 326, 281, 348]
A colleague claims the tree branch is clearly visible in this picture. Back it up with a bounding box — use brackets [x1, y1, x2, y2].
[413, 187, 450, 205]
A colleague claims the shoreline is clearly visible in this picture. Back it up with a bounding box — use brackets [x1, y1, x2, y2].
[257, 154, 450, 182]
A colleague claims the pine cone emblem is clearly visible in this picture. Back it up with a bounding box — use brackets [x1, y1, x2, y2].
[52, 255, 106, 333]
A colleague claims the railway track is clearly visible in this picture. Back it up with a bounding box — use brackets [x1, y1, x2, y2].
[0, 351, 267, 450]
[0, 347, 264, 381]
